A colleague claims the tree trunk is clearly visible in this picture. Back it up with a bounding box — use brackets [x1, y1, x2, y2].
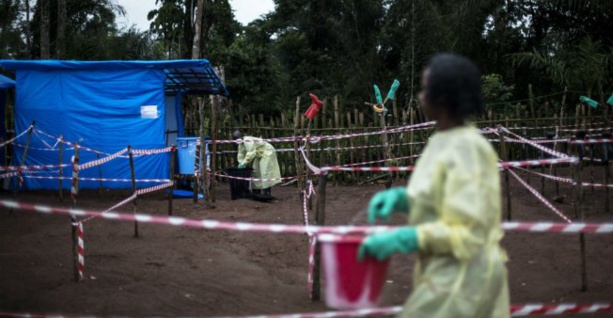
[25, 0, 32, 57]
[56, 0, 67, 58]
[40, 0, 51, 59]
[182, 0, 195, 58]
[191, 0, 205, 59]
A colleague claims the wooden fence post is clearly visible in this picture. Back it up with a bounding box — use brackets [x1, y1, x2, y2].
[499, 128, 512, 220]
[128, 146, 138, 238]
[312, 173, 328, 301]
[571, 140, 587, 291]
[169, 147, 175, 216]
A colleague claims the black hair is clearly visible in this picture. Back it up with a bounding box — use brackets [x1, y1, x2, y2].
[232, 130, 242, 140]
[424, 53, 484, 120]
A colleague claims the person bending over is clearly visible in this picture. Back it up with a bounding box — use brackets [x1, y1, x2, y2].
[233, 130, 281, 197]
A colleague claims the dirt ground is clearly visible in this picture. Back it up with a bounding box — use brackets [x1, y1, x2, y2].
[1, 166, 613, 317]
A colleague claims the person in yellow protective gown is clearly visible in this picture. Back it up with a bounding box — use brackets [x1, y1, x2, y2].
[359, 53, 510, 318]
[234, 130, 281, 197]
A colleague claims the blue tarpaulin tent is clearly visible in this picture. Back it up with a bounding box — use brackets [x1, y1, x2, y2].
[0, 60, 228, 190]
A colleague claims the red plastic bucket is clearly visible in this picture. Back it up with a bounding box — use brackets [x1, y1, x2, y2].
[319, 234, 390, 309]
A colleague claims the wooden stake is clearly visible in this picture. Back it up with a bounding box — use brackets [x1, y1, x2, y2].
[294, 97, 302, 190]
[210, 96, 218, 203]
[313, 173, 328, 301]
[58, 136, 63, 201]
[334, 96, 340, 186]
[70, 143, 80, 281]
[97, 151, 102, 197]
[572, 141, 587, 291]
[499, 129, 512, 220]
[168, 147, 175, 216]
[128, 146, 138, 238]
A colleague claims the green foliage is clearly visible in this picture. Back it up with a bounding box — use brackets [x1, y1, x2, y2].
[482, 74, 514, 105]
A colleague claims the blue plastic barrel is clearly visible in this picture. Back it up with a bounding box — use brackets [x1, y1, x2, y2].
[177, 137, 199, 174]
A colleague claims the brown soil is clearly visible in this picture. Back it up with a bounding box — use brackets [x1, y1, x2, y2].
[1, 167, 612, 317]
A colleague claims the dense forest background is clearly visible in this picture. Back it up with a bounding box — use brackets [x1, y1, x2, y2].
[1, 0, 612, 118]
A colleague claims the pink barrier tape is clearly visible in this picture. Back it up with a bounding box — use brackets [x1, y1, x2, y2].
[508, 169, 572, 223]
[499, 157, 578, 168]
[131, 147, 174, 155]
[24, 175, 171, 183]
[73, 222, 84, 280]
[0, 125, 33, 148]
[301, 180, 317, 298]
[3, 302, 611, 318]
[570, 138, 613, 144]
[6, 199, 613, 234]
[500, 127, 570, 158]
[78, 148, 128, 170]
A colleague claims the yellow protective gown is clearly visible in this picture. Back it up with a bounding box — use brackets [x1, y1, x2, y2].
[237, 136, 282, 189]
[402, 125, 510, 318]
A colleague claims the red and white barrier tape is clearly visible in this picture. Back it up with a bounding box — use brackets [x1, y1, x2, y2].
[131, 147, 174, 155]
[339, 154, 421, 168]
[70, 156, 79, 202]
[516, 167, 613, 189]
[73, 222, 84, 280]
[2, 303, 611, 318]
[213, 173, 298, 183]
[0, 163, 70, 172]
[136, 182, 174, 195]
[506, 122, 605, 131]
[515, 167, 574, 184]
[78, 148, 128, 170]
[0, 125, 33, 148]
[215, 121, 436, 145]
[570, 138, 613, 144]
[559, 126, 612, 133]
[501, 137, 570, 144]
[24, 175, 171, 183]
[5, 199, 613, 234]
[0, 171, 19, 179]
[499, 157, 578, 168]
[501, 127, 570, 159]
[508, 169, 572, 223]
[13, 143, 68, 151]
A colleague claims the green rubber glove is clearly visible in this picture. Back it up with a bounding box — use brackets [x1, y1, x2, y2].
[368, 187, 409, 224]
[386, 79, 400, 101]
[607, 92, 613, 106]
[580, 96, 599, 108]
[373, 84, 383, 104]
[238, 163, 245, 169]
[358, 227, 419, 261]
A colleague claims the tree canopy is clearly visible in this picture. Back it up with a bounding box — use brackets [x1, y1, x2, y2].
[1, 0, 612, 116]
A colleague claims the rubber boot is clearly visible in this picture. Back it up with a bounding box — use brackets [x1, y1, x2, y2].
[263, 187, 271, 198]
